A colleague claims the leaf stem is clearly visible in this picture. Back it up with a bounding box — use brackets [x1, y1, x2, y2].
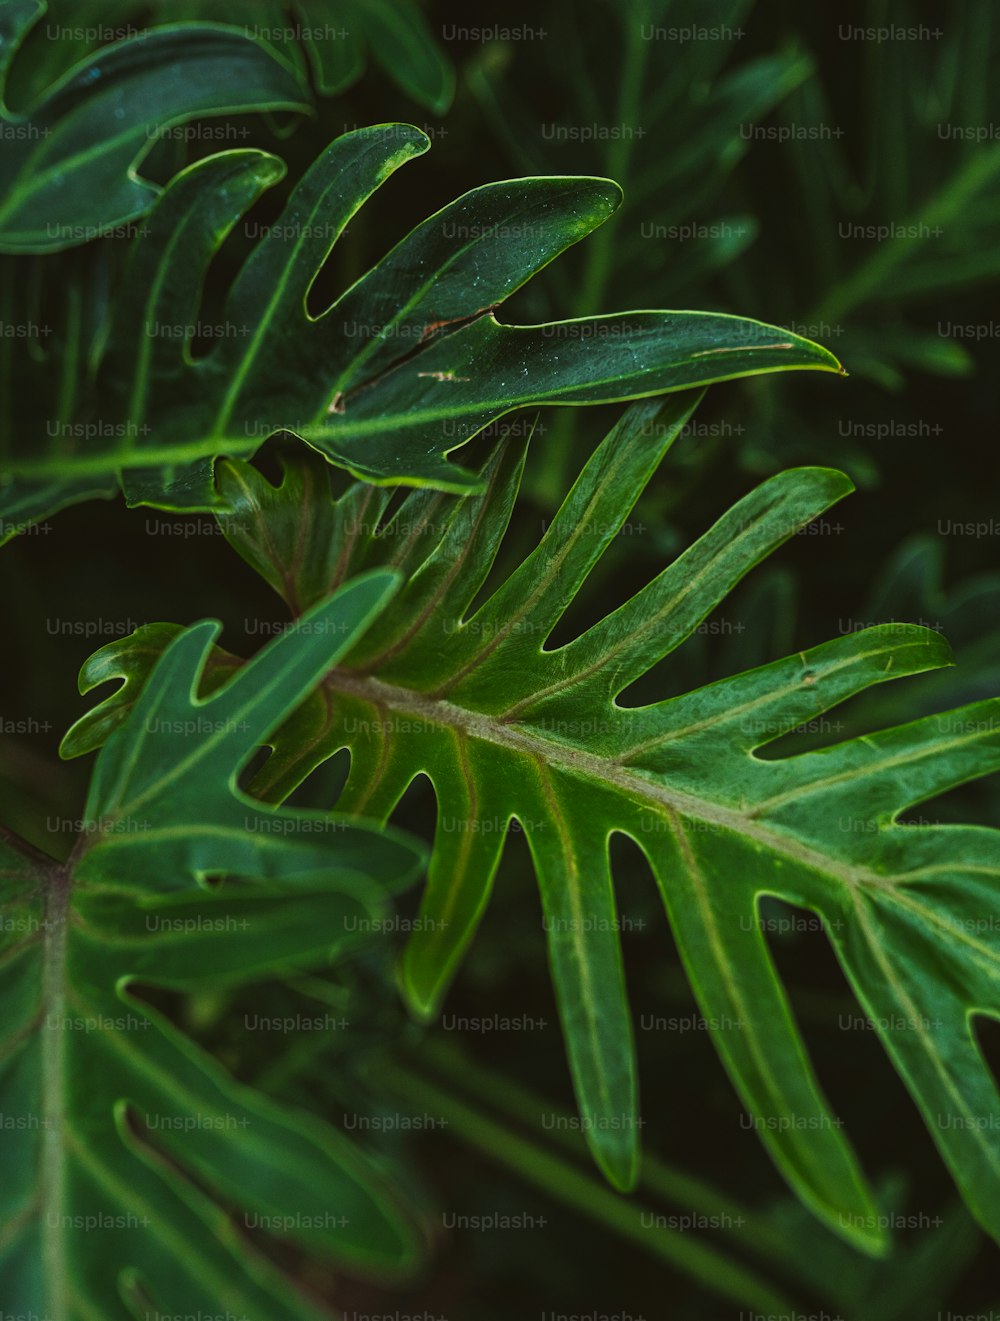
[573, 6, 649, 316]
[411, 1036, 795, 1271]
[377, 1047, 799, 1313]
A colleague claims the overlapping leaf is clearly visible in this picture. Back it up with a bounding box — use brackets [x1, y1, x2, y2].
[0, 121, 842, 538]
[10, 0, 453, 109]
[1, 571, 428, 1317]
[65, 394, 1000, 1257]
[0, 0, 310, 252]
[473, 0, 1000, 488]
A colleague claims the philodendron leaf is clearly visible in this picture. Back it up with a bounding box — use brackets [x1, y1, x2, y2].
[66, 394, 1000, 1258]
[2, 571, 428, 1317]
[0, 122, 843, 537]
[17, 0, 453, 109]
[0, 0, 310, 253]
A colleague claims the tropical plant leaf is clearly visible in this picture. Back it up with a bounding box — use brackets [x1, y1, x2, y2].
[64, 393, 1000, 1258]
[1, 570, 429, 1317]
[9, 0, 453, 109]
[0, 0, 311, 253]
[0, 121, 843, 539]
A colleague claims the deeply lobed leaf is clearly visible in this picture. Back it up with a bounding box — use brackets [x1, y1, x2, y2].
[2, 572, 427, 1316]
[64, 396, 1000, 1255]
[0, 122, 842, 538]
[0, 0, 310, 252]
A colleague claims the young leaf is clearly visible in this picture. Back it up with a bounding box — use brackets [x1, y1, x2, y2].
[0, 122, 842, 538]
[63, 395, 1000, 1256]
[0, 0, 310, 252]
[1, 571, 427, 1317]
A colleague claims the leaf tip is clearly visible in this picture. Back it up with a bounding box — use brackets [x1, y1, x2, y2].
[589, 1131, 640, 1194]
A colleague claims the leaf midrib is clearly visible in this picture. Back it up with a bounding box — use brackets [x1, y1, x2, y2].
[663, 808, 837, 1190]
[325, 667, 878, 894]
[5, 355, 835, 481]
[535, 762, 618, 1129]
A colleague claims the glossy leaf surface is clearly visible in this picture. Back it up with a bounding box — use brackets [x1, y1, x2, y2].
[0, 124, 842, 537]
[0, 0, 310, 252]
[65, 397, 1000, 1255]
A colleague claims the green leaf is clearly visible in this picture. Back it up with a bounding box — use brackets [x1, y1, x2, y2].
[67, 395, 1000, 1257]
[2, 571, 428, 1316]
[15, 0, 454, 109]
[0, 0, 311, 253]
[0, 122, 842, 537]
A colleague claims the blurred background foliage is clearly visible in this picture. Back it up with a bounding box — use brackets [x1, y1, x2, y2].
[2, 0, 999, 1314]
